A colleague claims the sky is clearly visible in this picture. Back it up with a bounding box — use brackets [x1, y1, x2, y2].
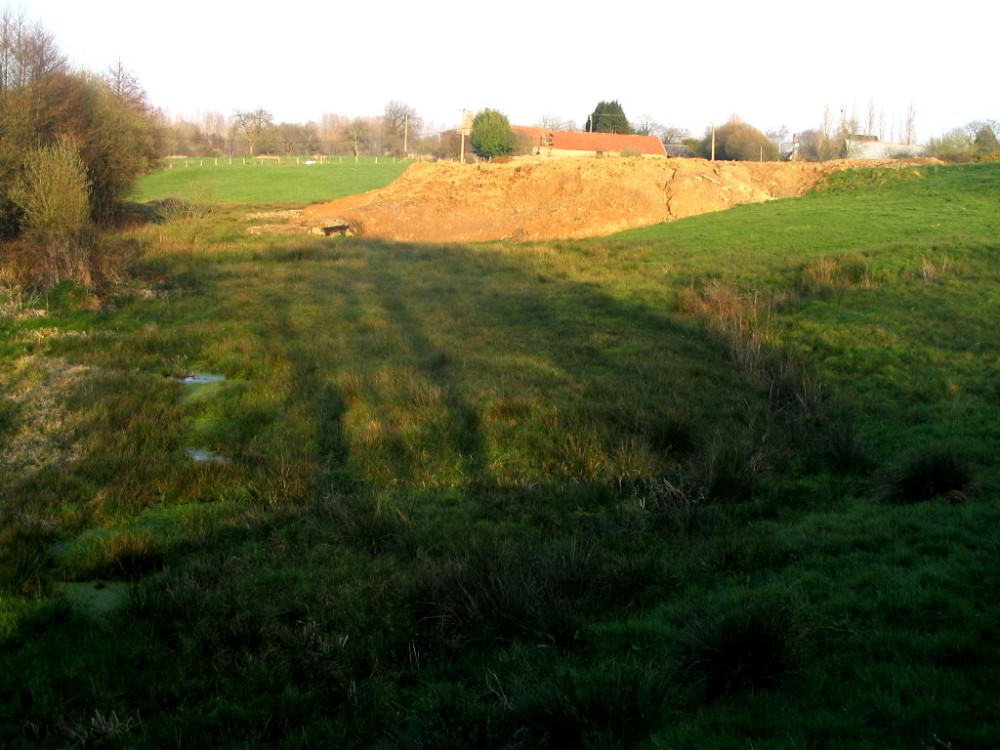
[11, 0, 997, 142]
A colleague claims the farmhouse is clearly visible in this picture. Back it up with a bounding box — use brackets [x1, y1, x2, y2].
[513, 126, 667, 158]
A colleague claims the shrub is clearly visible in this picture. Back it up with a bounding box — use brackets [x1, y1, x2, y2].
[10, 135, 93, 287]
[697, 117, 779, 161]
[470, 109, 515, 159]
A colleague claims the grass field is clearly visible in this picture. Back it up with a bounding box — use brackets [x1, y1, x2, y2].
[133, 155, 412, 204]
[1, 161, 998, 748]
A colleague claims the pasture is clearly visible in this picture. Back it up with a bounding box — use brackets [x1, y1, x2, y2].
[1, 161, 998, 748]
[134, 155, 412, 204]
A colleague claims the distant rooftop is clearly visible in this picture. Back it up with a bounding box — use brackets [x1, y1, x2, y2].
[514, 126, 667, 157]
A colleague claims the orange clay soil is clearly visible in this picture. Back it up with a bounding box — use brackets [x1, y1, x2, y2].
[299, 157, 934, 243]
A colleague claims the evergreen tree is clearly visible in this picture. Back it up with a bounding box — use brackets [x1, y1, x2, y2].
[470, 109, 514, 159]
[585, 101, 633, 134]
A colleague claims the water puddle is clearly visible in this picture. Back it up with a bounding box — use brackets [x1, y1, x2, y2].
[180, 373, 226, 384]
[172, 372, 230, 405]
[185, 447, 228, 464]
[170, 372, 234, 462]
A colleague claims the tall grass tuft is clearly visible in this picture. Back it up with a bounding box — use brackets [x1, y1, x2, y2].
[511, 662, 672, 749]
[699, 431, 767, 502]
[890, 445, 976, 503]
[409, 537, 661, 649]
[69, 530, 166, 582]
[0, 519, 57, 597]
[680, 596, 806, 702]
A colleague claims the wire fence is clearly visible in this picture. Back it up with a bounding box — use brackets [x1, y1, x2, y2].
[162, 155, 420, 168]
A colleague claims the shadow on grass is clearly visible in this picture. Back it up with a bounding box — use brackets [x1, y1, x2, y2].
[0, 234, 866, 749]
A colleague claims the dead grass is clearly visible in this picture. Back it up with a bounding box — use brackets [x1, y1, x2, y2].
[0, 356, 92, 480]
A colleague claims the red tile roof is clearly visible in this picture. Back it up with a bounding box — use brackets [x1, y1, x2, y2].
[514, 126, 666, 156]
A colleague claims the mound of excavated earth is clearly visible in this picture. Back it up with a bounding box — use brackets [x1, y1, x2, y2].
[298, 157, 929, 243]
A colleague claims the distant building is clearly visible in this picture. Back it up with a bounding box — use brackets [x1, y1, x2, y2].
[513, 126, 667, 158]
[845, 137, 926, 159]
[665, 143, 693, 157]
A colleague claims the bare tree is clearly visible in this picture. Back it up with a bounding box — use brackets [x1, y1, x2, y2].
[767, 125, 791, 156]
[904, 103, 917, 145]
[660, 125, 690, 144]
[274, 122, 319, 155]
[634, 114, 664, 137]
[103, 59, 148, 110]
[0, 8, 65, 91]
[365, 117, 384, 155]
[536, 114, 576, 131]
[232, 108, 273, 155]
[344, 118, 370, 157]
[866, 98, 877, 138]
[821, 106, 834, 141]
[383, 101, 421, 154]
[318, 112, 347, 153]
[202, 111, 228, 154]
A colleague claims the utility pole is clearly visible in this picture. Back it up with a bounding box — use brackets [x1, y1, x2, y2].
[458, 109, 470, 163]
[711, 123, 716, 161]
[403, 114, 409, 156]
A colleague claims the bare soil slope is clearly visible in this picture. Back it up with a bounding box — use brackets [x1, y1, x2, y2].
[300, 157, 924, 243]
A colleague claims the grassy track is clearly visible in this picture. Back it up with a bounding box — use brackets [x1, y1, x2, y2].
[133, 155, 411, 204]
[1, 162, 998, 748]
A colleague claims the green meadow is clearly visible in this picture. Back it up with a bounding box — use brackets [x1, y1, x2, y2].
[1, 161, 998, 748]
[134, 156, 411, 204]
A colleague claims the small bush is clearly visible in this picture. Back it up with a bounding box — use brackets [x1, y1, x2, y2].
[890, 445, 975, 503]
[10, 136, 93, 288]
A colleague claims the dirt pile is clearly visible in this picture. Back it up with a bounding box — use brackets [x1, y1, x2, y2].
[299, 157, 926, 243]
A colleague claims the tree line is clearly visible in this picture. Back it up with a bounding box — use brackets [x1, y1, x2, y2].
[163, 102, 454, 159]
[166, 98, 1000, 166]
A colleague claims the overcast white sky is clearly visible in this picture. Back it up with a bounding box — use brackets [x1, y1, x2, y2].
[12, 0, 997, 142]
